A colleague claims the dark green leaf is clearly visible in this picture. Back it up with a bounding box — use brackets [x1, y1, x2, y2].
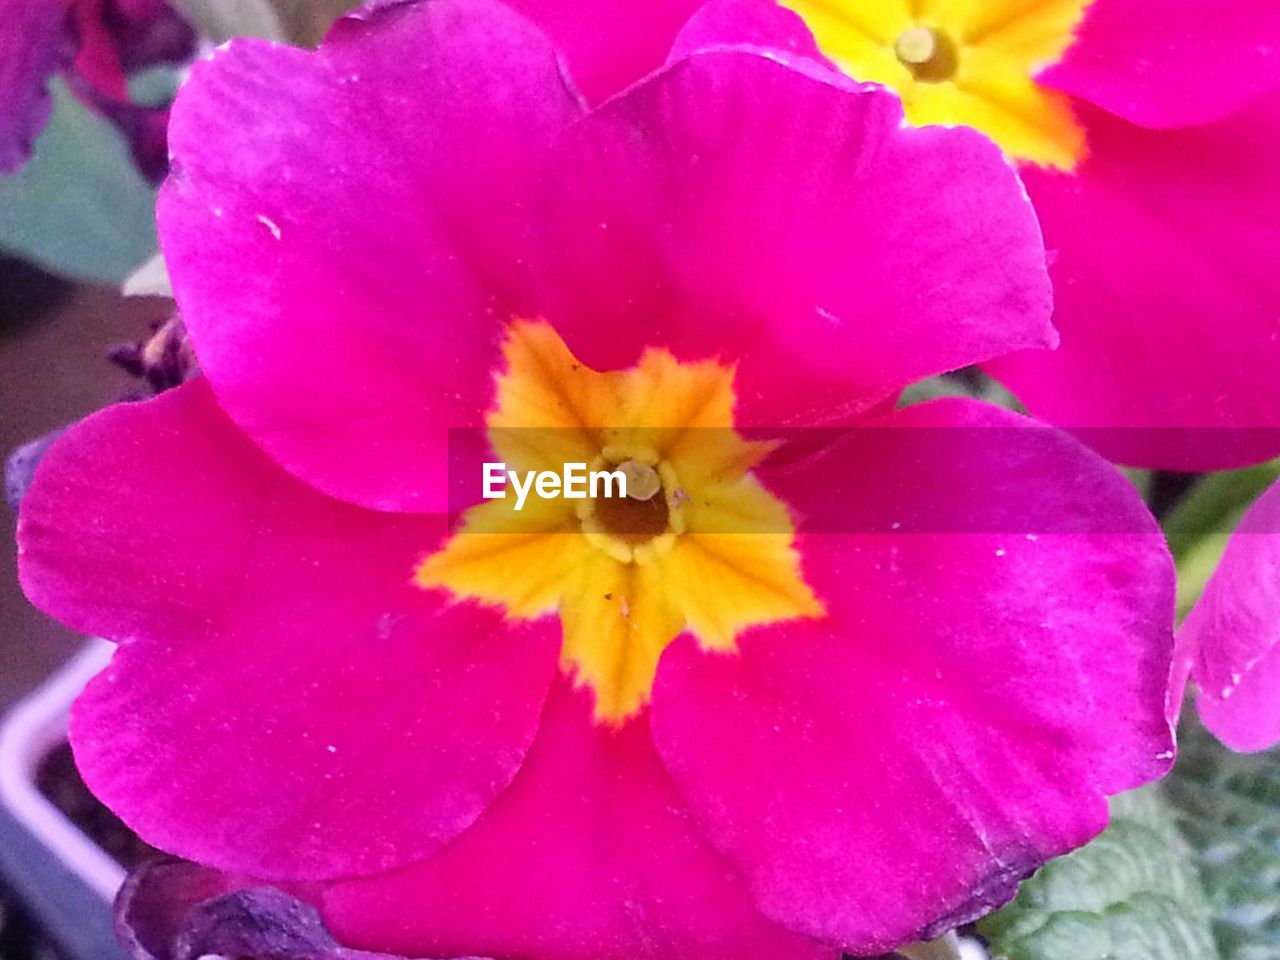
[0, 81, 158, 284]
[978, 787, 1219, 960]
[1165, 722, 1280, 960]
[1164, 463, 1280, 564]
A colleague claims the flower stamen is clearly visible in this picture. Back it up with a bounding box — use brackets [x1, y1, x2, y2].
[780, 0, 1090, 169]
[618, 460, 661, 501]
[894, 26, 957, 83]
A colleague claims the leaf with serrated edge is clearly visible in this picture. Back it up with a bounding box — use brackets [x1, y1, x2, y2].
[1166, 721, 1280, 960]
[978, 786, 1219, 960]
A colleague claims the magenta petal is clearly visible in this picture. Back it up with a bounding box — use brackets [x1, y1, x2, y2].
[320, 679, 834, 960]
[18, 382, 559, 880]
[669, 0, 824, 63]
[1043, 0, 1280, 129]
[990, 96, 1280, 470]
[157, 0, 582, 512]
[506, 0, 701, 103]
[1196, 647, 1280, 754]
[534, 51, 1054, 426]
[1180, 479, 1280, 752]
[0, 0, 72, 173]
[651, 399, 1175, 953]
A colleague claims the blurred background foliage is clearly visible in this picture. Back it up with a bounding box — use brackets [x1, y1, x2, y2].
[977, 716, 1280, 960]
[0, 0, 358, 285]
[0, 81, 159, 285]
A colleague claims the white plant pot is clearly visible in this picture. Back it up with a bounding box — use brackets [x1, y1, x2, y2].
[0, 638, 122, 902]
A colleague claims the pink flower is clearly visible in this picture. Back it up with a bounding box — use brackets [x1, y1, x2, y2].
[514, 0, 1280, 471]
[1176, 478, 1280, 752]
[0, 0, 193, 180]
[18, 1, 1175, 956]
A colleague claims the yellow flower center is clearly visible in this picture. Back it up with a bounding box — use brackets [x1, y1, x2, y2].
[417, 322, 823, 722]
[781, 0, 1092, 169]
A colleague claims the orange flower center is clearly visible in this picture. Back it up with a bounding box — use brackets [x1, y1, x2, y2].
[417, 322, 823, 722]
[781, 0, 1093, 169]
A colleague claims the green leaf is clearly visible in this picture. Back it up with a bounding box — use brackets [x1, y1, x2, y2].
[169, 0, 287, 41]
[1164, 463, 1280, 565]
[897, 370, 1026, 411]
[1162, 461, 1280, 617]
[0, 81, 158, 284]
[977, 786, 1219, 960]
[268, 0, 363, 46]
[1164, 722, 1280, 960]
[1177, 530, 1238, 622]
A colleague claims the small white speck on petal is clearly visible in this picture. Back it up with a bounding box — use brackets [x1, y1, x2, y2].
[256, 214, 282, 240]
